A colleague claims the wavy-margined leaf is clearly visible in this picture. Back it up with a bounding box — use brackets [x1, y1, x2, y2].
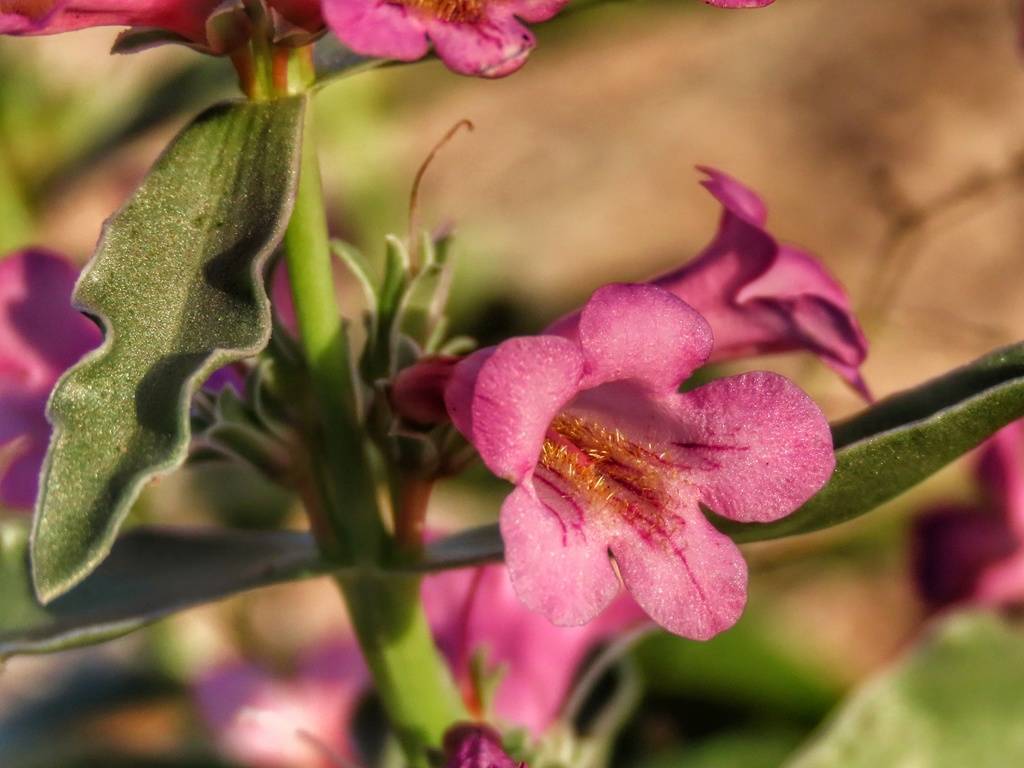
[0, 523, 505, 658]
[785, 612, 1024, 767]
[31, 98, 305, 603]
[717, 342, 1024, 542]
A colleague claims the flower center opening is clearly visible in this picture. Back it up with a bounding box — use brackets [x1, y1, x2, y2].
[397, 0, 488, 24]
[1, 0, 55, 19]
[536, 417, 679, 544]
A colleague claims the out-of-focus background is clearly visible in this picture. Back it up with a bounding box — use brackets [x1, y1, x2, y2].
[2, 0, 1023, 765]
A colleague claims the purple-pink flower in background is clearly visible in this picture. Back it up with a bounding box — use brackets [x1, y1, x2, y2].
[443, 723, 524, 768]
[196, 639, 369, 768]
[657, 167, 869, 398]
[912, 421, 1024, 610]
[0, 249, 100, 510]
[445, 283, 834, 640]
[424, 561, 647, 735]
[549, 167, 869, 398]
[0, 0, 221, 42]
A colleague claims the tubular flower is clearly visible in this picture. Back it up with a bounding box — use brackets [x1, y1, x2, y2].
[424, 562, 647, 736]
[912, 421, 1024, 610]
[443, 723, 525, 768]
[0, 0, 318, 52]
[656, 167, 870, 398]
[0, 250, 100, 510]
[445, 283, 834, 640]
[195, 640, 369, 768]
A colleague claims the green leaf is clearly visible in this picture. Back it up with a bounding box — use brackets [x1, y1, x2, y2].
[0, 523, 505, 658]
[30, 98, 305, 603]
[2, 522, 324, 659]
[718, 342, 1024, 543]
[784, 612, 1024, 767]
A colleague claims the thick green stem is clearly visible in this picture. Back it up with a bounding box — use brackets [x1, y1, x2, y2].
[283, 95, 467, 764]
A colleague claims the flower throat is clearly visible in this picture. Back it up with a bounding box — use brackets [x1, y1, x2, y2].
[398, 0, 488, 23]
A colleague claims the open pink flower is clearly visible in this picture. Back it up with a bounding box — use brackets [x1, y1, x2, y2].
[912, 421, 1024, 610]
[424, 562, 647, 735]
[657, 167, 869, 398]
[445, 283, 834, 640]
[196, 639, 369, 768]
[443, 723, 525, 768]
[322, 0, 773, 78]
[0, 249, 100, 510]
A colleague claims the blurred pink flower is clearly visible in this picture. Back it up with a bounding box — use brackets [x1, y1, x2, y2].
[196, 639, 369, 768]
[424, 562, 647, 736]
[0, 249, 100, 510]
[443, 723, 524, 768]
[912, 421, 1024, 610]
[657, 167, 869, 398]
[444, 283, 834, 640]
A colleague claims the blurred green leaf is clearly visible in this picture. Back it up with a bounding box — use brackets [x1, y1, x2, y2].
[784, 612, 1024, 767]
[718, 342, 1024, 542]
[634, 610, 839, 720]
[1, 523, 505, 658]
[30, 97, 305, 602]
[1, 522, 323, 659]
[634, 729, 804, 768]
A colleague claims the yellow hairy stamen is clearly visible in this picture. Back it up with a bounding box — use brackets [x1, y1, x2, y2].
[539, 414, 665, 510]
[1, 0, 55, 18]
[398, 0, 487, 23]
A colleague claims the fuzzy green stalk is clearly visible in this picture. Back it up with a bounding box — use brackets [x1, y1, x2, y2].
[283, 92, 467, 764]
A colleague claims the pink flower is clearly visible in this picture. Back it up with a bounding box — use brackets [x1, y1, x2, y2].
[443, 723, 524, 768]
[912, 421, 1024, 610]
[444, 283, 834, 640]
[0, 0, 222, 42]
[321, 0, 569, 77]
[195, 639, 369, 768]
[656, 167, 869, 398]
[0, 249, 100, 510]
[322, 0, 775, 78]
[424, 562, 647, 736]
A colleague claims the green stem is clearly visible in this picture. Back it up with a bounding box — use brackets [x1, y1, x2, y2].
[283, 95, 467, 764]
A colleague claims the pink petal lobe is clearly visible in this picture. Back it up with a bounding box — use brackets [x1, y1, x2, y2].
[322, 0, 431, 61]
[704, 0, 774, 7]
[574, 283, 713, 392]
[696, 165, 768, 227]
[501, 483, 621, 627]
[676, 371, 835, 523]
[444, 724, 523, 768]
[446, 336, 584, 484]
[504, 0, 569, 23]
[424, 13, 535, 78]
[609, 496, 747, 640]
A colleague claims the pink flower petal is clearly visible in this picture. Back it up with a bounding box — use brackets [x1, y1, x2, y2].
[676, 371, 835, 523]
[268, 0, 323, 31]
[447, 336, 584, 484]
[443, 724, 523, 768]
[574, 283, 713, 392]
[504, 0, 570, 23]
[609, 495, 747, 640]
[978, 421, 1024, 536]
[696, 165, 768, 227]
[424, 13, 536, 78]
[1, 0, 221, 41]
[322, 0, 431, 61]
[705, 0, 774, 7]
[501, 483, 621, 627]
